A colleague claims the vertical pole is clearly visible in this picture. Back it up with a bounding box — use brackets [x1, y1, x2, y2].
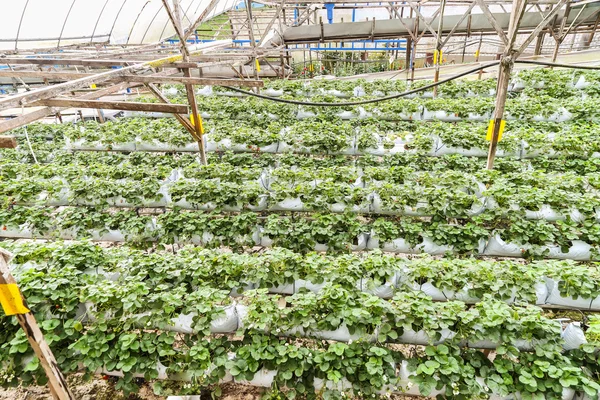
[534, 31, 545, 55]
[584, 12, 600, 49]
[410, 8, 417, 82]
[171, 0, 207, 164]
[405, 36, 412, 74]
[552, 3, 570, 63]
[433, 0, 447, 97]
[476, 32, 484, 79]
[245, 0, 260, 85]
[486, 0, 527, 170]
[462, 13, 472, 64]
[0, 250, 75, 400]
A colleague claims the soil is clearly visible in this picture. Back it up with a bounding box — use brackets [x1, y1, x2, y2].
[0, 376, 420, 399]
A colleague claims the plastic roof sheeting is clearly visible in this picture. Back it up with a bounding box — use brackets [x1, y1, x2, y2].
[0, 0, 239, 51]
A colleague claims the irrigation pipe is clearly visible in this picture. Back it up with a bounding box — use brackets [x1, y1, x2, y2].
[223, 60, 501, 106]
[222, 59, 600, 107]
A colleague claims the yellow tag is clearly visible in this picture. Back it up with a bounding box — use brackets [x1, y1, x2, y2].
[255, 59, 261, 73]
[90, 84, 97, 89]
[308, 64, 314, 72]
[475, 50, 480, 58]
[433, 50, 443, 65]
[486, 119, 506, 142]
[189, 113, 205, 135]
[0, 284, 29, 316]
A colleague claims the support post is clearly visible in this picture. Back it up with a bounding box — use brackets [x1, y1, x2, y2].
[552, 3, 571, 63]
[164, 0, 208, 164]
[245, 0, 260, 85]
[433, 0, 447, 97]
[584, 12, 600, 49]
[486, 0, 527, 170]
[476, 32, 484, 79]
[0, 249, 75, 400]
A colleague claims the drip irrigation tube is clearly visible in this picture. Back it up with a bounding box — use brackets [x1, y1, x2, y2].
[221, 59, 600, 107]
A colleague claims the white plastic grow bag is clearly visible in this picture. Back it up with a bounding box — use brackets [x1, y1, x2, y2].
[422, 108, 461, 122]
[167, 306, 239, 334]
[562, 323, 587, 351]
[135, 140, 199, 152]
[310, 323, 378, 342]
[277, 140, 356, 156]
[544, 277, 600, 310]
[367, 235, 451, 256]
[66, 137, 136, 152]
[90, 229, 127, 242]
[360, 273, 398, 299]
[262, 88, 284, 97]
[0, 224, 34, 239]
[196, 86, 213, 96]
[397, 328, 456, 345]
[235, 369, 277, 387]
[524, 205, 586, 223]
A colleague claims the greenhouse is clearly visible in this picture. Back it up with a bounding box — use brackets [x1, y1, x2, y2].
[1, 0, 600, 399]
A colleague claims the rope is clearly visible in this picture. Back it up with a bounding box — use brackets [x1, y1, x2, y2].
[220, 59, 600, 108]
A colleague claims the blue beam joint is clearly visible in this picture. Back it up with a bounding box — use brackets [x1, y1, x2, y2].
[324, 3, 335, 24]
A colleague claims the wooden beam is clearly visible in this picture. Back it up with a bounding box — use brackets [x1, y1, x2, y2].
[163, 0, 207, 164]
[0, 71, 96, 80]
[440, 2, 476, 47]
[0, 249, 75, 400]
[0, 40, 232, 112]
[516, 0, 568, 57]
[0, 58, 143, 67]
[0, 136, 17, 148]
[0, 71, 263, 87]
[0, 65, 146, 112]
[259, 0, 286, 45]
[145, 83, 196, 136]
[406, 2, 440, 38]
[122, 75, 264, 87]
[34, 98, 189, 114]
[0, 82, 133, 134]
[183, 0, 221, 40]
[476, 0, 509, 45]
[487, 0, 527, 170]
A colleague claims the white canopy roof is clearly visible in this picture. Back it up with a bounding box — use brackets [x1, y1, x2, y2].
[0, 0, 239, 51]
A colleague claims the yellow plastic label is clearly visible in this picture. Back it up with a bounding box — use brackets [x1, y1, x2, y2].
[148, 54, 182, 68]
[255, 59, 261, 73]
[0, 284, 29, 316]
[475, 50, 480, 58]
[486, 119, 506, 142]
[433, 50, 443, 65]
[90, 83, 97, 89]
[189, 113, 205, 135]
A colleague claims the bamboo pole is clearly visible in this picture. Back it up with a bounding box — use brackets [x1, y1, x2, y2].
[433, 0, 447, 97]
[486, 0, 527, 170]
[0, 249, 75, 400]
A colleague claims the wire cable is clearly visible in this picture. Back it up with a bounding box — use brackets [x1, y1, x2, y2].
[221, 59, 600, 108]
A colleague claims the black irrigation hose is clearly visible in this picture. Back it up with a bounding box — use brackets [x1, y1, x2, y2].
[222, 60, 501, 107]
[515, 59, 600, 70]
[221, 59, 600, 108]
